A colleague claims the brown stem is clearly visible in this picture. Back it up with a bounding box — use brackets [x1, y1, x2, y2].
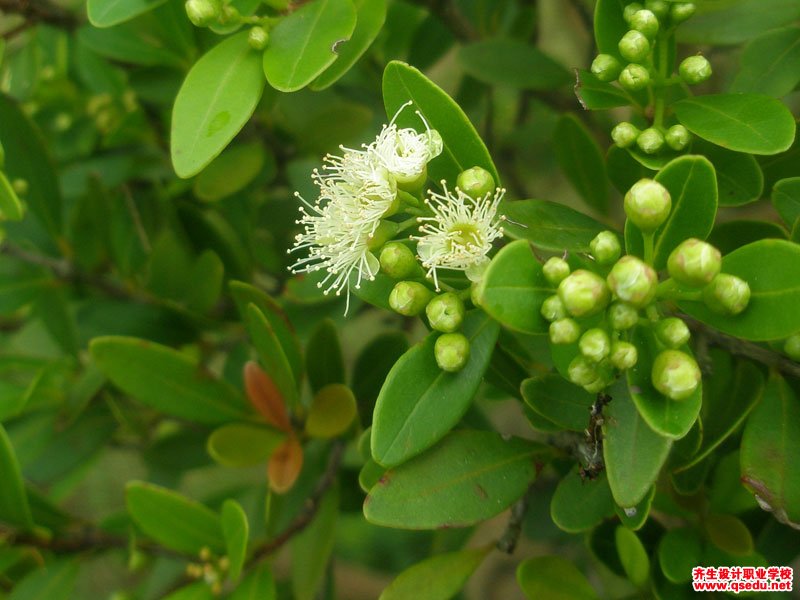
[496, 483, 534, 554]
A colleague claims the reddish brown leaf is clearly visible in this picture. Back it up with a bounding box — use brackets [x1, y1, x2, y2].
[268, 434, 304, 494]
[244, 361, 291, 432]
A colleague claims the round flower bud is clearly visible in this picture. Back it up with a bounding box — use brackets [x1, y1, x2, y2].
[568, 356, 599, 387]
[610, 341, 638, 370]
[618, 64, 650, 91]
[665, 124, 691, 151]
[608, 301, 639, 330]
[426, 292, 465, 333]
[456, 166, 495, 200]
[636, 127, 665, 155]
[630, 9, 659, 38]
[670, 2, 696, 24]
[557, 270, 611, 317]
[702, 274, 751, 316]
[651, 349, 701, 400]
[185, 0, 220, 26]
[435, 333, 470, 372]
[644, 0, 669, 19]
[619, 30, 651, 63]
[624, 178, 671, 232]
[579, 328, 611, 363]
[248, 26, 269, 50]
[679, 55, 712, 85]
[550, 318, 581, 345]
[543, 256, 570, 286]
[667, 238, 721, 287]
[590, 231, 622, 265]
[655, 317, 691, 348]
[611, 122, 640, 149]
[784, 334, 800, 361]
[607, 256, 658, 308]
[380, 243, 417, 279]
[623, 3, 644, 23]
[541, 294, 567, 322]
[591, 54, 623, 82]
[389, 281, 433, 316]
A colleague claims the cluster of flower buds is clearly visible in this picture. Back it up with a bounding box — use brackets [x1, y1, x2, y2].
[612, 121, 692, 155]
[184, 0, 268, 49]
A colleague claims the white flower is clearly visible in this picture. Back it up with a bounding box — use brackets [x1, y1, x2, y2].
[415, 182, 505, 290]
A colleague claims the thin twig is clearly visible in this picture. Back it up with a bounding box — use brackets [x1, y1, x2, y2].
[0, 0, 78, 37]
[496, 483, 534, 554]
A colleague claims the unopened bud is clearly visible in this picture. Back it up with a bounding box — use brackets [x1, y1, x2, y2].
[702, 274, 751, 316]
[389, 281, 433, 316]
[568, 356, 598, 386]
[619, 30, 651, 63]
[624, 178, 671, 232]
[644, 0, 669, 19]
[630, 9, 659, 38]
[612, 122, 640, 148]
[651, 349, 701, 400]
[457, 166, 495, 200]
[636, 127, 665, 154]
[590, 231, 622, 265]
[785, 334, 800, 361]
[679, 55, 712, 85]
[667, 238, 721, 287]
[426, 292, 465, 333]
[380, 242, 417, 279]
[591, 54, 623, 82]
[623, 3, 644, 23]
[579, 328, 611, 363]
[543, 256, 570, 286]
[618, 64, 650, 91]
[434, 333, 470, 372]
[655, 317, 691, 348]
[607, 256, 658, 308]
[248, 26, 269, 50]
[608, 301, 639, 330]
[558, 270, 611, 317]
[185, 0, 219, 26]
[541, 294, 567, 322]
[610, 341, 638, 370]
[550, 318, 581, 345]
[670, 2, 696, 24]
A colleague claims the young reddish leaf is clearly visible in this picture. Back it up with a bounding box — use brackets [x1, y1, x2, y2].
[268, 435, 304, 494]
[244, 361, 291, 432]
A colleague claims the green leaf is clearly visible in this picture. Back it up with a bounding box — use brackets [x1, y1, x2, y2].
[741, 373, 800, 528]
[263, 0, 357, 92]
[222, 499, 249, 581]
[731, 27, 800, 98]
[708, 219, 787, 255]
[678, 239, 800, 341]
[658, 528, 702, 584]
[517, 555, 599, 600]
[615, 526, 649, 588]
[772, 177, 800, 228]
[35, 283, 79, 357]
[0, 171, 23, 221]
[172, 32, 265, 178]
[553, 115, 609, 214]
[550, 468, 615, 533]
[162, 582, 215, 600]
[207, 423, 285, 468]
[678, 0, 800, 46]
[311, 0, 387, 90]
[705, 513, 754, 556]
[292, 486, 338, 600]
[87, 0, 167, 27]
[0, 423, 33, 529]
[90, 336, 248, 424]
[603, 380, 672, 508]
[365, 430, 545, 529]
[230, 563, 276, 600]
[606, 145, 652, 194]
[477, 240, 551, 335]
[593, 0, 627, 62]
[614, 485, 654, 531]
[193, 142, 267, 202]
[245, 304, 298, 406]
[305, 319, 345, 394]
[8, 561, 77, 600]
[673, 94, 796, 155]
[458, 39, 571, 90]
[695, 140, 763, 207]
[501, 200, 613, 253]
[521, 374, 593, 432]
[352, 332, 409, 427]
[625, 155, 718, 269]
[574, 69, 632, 110]
[126, 481, 225, 554]
[382, 60, 499, 185]
[379, 546, 491, 600]
[184, 251, 224, 314]
[371, 311, 500, 468]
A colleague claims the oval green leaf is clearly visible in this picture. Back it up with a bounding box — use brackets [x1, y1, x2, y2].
[522, 374, 594, 432]
[245, 303, 298, 406]
[771, 177, 800, 228]
[730, 27, 800, 98]
[554, 114, 609, 214]
[517, 555, 599, 600]
[677, 0, 800, 46]
[550, 468, 615, 533]
[7, 560, 77, 600]
[87, 0, 167, 27]
[194, 142, 267, 202]
[615, 526, 649, 588]
[305, 319, 345, 394]
[207, 423, 285, 468]
[459, 39, 571, 90]
[658, 528, 702, 584]
[705, 513, 754, 556]
[222, 499, 249, 581]
[695, 140, 763, 207]
[574, 69, 632, 110]
[593, 0, 627, 61]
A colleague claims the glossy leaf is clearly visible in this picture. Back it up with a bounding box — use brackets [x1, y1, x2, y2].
[553, 114, 608, 214]
[207, 423, 285, 468]
[379, 546, 490, 600]
[0, 424, 33, 529]
[365, 430, 545, 529]
[771, 177, 800, 228]
[245, 304, 298, 406]
[90, 336, 247, 424]
[459, 39, 571, 90]
[230, 563, 276, 600]
[673, 94, 796, 155]
[521, 374, 593, 432]
[658, 528, 702, 584]
[501, 200, 612, 253]
[678, 0, 800, 46]
[193, 142, 267, 202]
[517, 555, 599, 600]
[696, 140, 763, 207]
[708, 219, 787, 255]
[574, 69, 631, 110]
[383, 60, 499, 184]
[371, 311, 500, 468]
[126, 481, 225, 554]
[292, 486, 338, 600]
[305, 384, 357, 438]
[172, 32, 265, 178]
[87, 0, 166, 27]
[263, 0, 357, 92]
[222, 499, 249, 581]
[550, 468, 615, 533]
[593, 0, 627, 61]
[614, 485, 654, 531]
[731, 27, 800, 98]
[615, 527, 649, 588]
[305, 319, 345, 394]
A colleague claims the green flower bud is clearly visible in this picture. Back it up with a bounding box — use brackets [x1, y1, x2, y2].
[630, 9, 659, 38]
[457, 166, 495, 200]
[665, 124, 691, 151]
[541, 294, 567, 322]
[543, 256, 570, 286]
[590, 231, 622, 265]
[426, 292, 465, 333]
[435, 333, 470, 372]
[636, 127, 665, 155]
[550, 318, 581, 345]
[591, 54, 623, 82]
[568, 356, 598, 386]
[670, 2, 696, 24]
[655, 317, 691, 348]
[619, 30, 651, 62]
[389, 281, 433, 316]
[607, 256, 658, 308]
[557, 270, 611, 317]
[380, 242, 417, 279]
[784, 334, 800, 361]
[624, 178, 671, 232]
[608, 301, 639, 330]
[185, 0, 220, 26]
[623, 3, 644, 23]
[618, 63, 650, 91]
[610, 341, 638, 370]
[248, 26, 269, 50]
[644, 0, 669, 19]
[651, 349, 701, 400]
[702, 273, 751, 316]
[611, 122, 640, 148]
[367, 220, 399, 251]
[679, 55, 712, 85]
[579, 328, 611, 363]
[12, 178, 28, 196]
[667, 238, 721, 287]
